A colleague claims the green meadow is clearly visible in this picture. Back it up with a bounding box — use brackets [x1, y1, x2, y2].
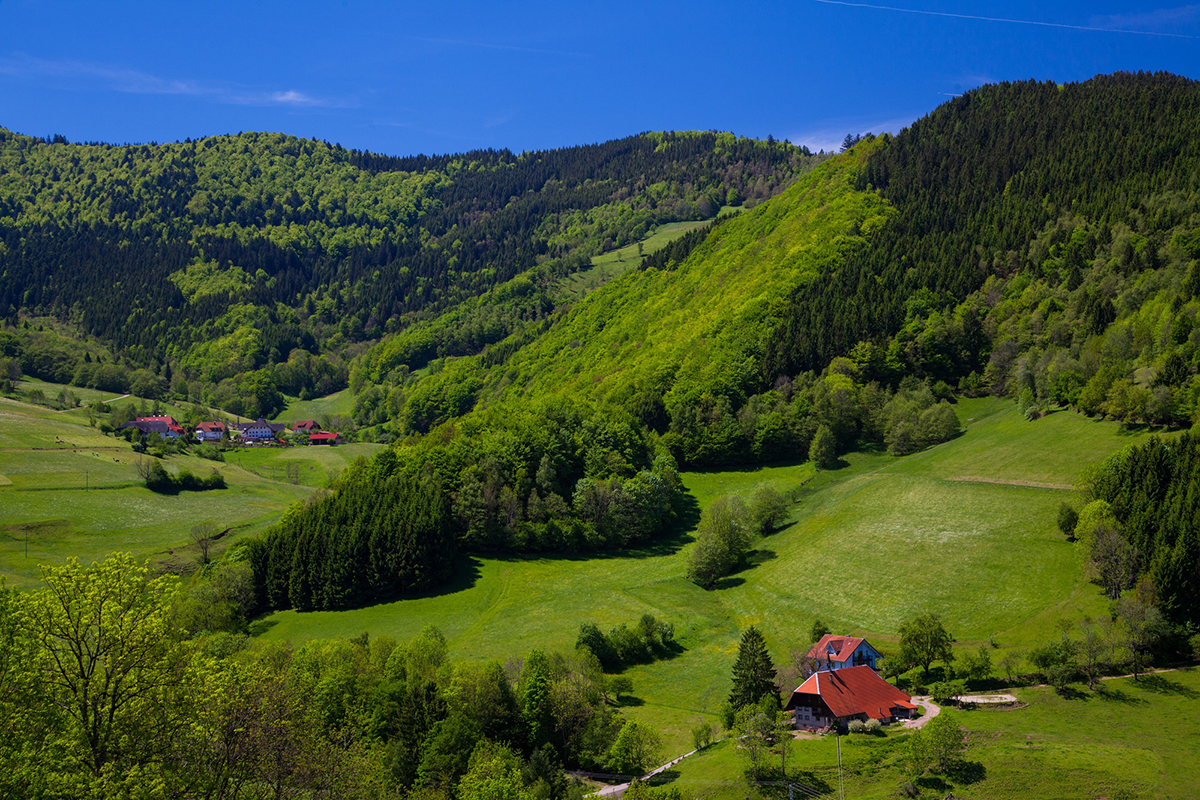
[272, 387, 357, 424]
[0, 397, 381, 587]
[557, 218, 728, 301]
[254, 397, 1152, 754]
[651, 669, 1200, 799]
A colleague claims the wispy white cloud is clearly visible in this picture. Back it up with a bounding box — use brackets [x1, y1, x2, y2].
[1090, 5, 1200, 32]
[483, 109, 517, 129]
[0, 53, 351, 107]
[789, 114, 916, 153]
[811, 0, 1200, 39]
[406, 36, 590, 58]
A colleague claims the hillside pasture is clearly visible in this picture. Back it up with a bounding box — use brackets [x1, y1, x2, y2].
[557, 219, 722, 301]
[253, 399, 1148, 753]
[272, 388, 356, 424]
[652, 669, 1200, 799]
[222, 442, 383, 487]
[0, 400, 313, 587]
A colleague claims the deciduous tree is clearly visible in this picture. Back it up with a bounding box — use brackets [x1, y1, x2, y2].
[897, 613, 955, 680]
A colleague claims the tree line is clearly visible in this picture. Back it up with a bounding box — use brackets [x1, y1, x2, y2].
[247, 398, 684, 613]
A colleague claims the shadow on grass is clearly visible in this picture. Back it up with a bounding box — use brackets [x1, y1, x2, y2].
[247, 617, 279, 636]
[1055, 685, 1090, 700]
[1138, 674, 1200, 698]
[647, 768, 679, 786]
[1093, 685, 1145, 704]
[712, 576, 746, 590]
[742, 767, 833, 798]
[946, 760, 987, 786]
[745, 548, 777, 566]
[616, 695, 645, 707]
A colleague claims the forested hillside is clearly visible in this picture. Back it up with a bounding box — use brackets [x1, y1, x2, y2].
[0, 129, 816, 416]
[455, 71, 1200, 458]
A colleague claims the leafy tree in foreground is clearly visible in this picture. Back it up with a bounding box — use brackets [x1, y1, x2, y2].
[897, 613, 955, 680]
[908, 713, 966, 775]
[733, 700, 775, 779]
[729, 626, 778, 711]
[21, 554, 185, 778]
[457, 740, 536, 800]
[606, 720, 661, 776]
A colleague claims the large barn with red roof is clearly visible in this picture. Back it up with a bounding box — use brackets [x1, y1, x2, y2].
[784, 665, 917, 730]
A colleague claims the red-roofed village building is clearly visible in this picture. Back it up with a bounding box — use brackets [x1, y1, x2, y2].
[292, 420, 319, 432]
[195, 421, 227, 442]
[308, 431, 340, 446]
[784, 665, 917, 730]
[806, 634, 882, 672]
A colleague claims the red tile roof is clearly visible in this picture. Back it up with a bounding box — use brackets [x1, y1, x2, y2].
[293, 420, 319, 431]
[786, 666, 916, 720]
[308, 431, 338, 441]
[136, 415, 177, 426]
[806, 634, 865, 664]
[196, 421, 226, 432]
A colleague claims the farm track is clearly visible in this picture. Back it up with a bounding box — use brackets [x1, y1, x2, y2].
[946, 476, 1074, 490]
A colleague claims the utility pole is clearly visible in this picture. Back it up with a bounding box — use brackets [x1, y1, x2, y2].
[836, 726, 844, 800]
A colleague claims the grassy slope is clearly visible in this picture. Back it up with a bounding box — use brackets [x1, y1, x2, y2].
[480, 145, 894, 407]
[255, 397, 1148, 754]
[0, 397, 380, 587]
[556, 220, 714, 300]
[656, 669, 1200, 799]
[271, 388, 357, 423]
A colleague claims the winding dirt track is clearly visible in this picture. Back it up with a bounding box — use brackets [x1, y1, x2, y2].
[900, 696, 941, 729]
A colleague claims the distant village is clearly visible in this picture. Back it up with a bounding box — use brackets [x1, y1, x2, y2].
[118, 415, 343, 446]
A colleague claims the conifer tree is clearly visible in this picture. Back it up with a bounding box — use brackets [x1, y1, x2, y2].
[729, 626, 778, 711]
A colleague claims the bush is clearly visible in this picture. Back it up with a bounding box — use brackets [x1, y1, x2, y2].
[195, 443, 225, 462]
[928, 680, 965, 704]
[747, 486, 788, 534]
[847, 719, 866, 734]
[863, 718, 882, 734]
[1057, 502, 1079, 539]
[1046, 663, 1077, 690]
[691, 721, 715, 751]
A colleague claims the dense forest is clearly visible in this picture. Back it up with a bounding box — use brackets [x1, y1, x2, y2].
[0, 129, 816, 417]
[248, 398, 682, 612]
[1084, 432, 1200, 626]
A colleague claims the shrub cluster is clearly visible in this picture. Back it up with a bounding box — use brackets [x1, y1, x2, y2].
[575, 614, 677, 672]
[142, 460, 226, 494]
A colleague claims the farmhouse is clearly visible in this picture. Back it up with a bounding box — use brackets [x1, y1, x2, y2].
[292, 420, 319, 432]
[121, 417, 185, 438]
[308, 431, 340, 445]
[784, 665, 917, 730]
[195, 421, 227, 442]
[806, 634, 882, 671]
[235, 418, 286, 442]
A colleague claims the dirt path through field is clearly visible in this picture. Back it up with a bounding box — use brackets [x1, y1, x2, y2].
[947, 476, 1074, 490]
[900, 696, 940, 729]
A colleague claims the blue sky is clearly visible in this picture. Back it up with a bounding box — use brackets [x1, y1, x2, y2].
[1, 1, 1198, 156]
